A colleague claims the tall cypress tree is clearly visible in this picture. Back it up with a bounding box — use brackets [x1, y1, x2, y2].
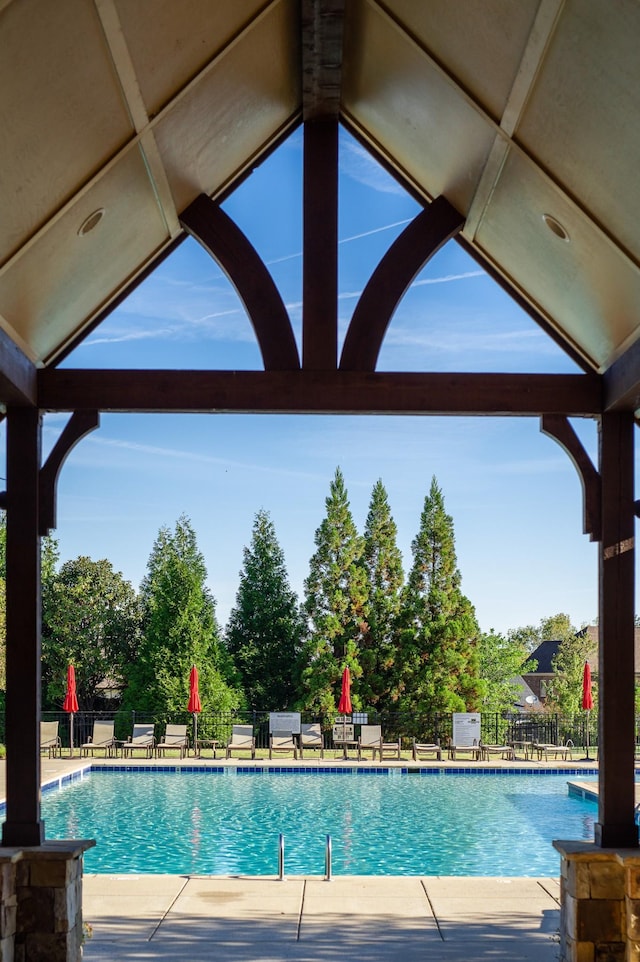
[395, 477, 482, 717]
[297, 468, 369, 714]
[122, 515, 241, 719]
[226, 509, 305, 710]
[359, 479, 404, 711]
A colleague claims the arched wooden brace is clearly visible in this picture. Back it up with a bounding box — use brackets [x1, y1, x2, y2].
[339, 196, 465, 371]
[39, 411, 100, 535]
[540, 414, 602, 541]
[180, 194, 300, 371]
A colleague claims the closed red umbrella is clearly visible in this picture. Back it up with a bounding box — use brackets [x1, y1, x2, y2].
[63, 664, 79, 757]
[187, 666, 202, 756]
[582, 661, 593, 760]
[337, 667, 352, 715]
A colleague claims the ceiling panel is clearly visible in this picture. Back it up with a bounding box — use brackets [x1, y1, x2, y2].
[0, 147, 168, 364]
[380, 0, 541, 121]
[153, 0, 300, 212]
[0, 0, 134, 265]
[114, 0, 270, 117]
[516, 0, 640, 266]
[476, 149, 640, 370]
[343, 0, 496, 213]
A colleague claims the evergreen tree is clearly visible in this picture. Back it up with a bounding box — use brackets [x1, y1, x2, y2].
[122, 515, 241, 720]
[41, 556, 142, 710]
[359, 480, 404, 711]
[297, 468, 369, 714]
[225, 509, 305, 710]
[394, 476, 482, 719]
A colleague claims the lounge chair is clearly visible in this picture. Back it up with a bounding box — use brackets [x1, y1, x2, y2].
[479, 741, 515, 761]
[80, 720, 116, 757]
[226, 725, 255, 759]
[156, 723, 189, 759]
[299, 722, 324, 759]
[40, 721, 61, 758]
[447, 739, 480, 760]
[269, 730, 297, 759]
[122, 723, 156, 758]
[358, 725, 384, 761]
[533, 741, 573, 761]
[412, 738, 442, 761]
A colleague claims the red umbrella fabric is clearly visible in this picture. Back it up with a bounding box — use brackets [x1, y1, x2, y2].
[63, 664, 79, 713]
[337, 666, 352, 715]
[582, 661, 593, 711]
[187, 665, 202, 713]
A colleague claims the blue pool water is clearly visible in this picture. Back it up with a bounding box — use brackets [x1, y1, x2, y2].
[42, 770, 597, 876]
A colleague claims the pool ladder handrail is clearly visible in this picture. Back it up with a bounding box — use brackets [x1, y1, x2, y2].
[277, 834, 333, 881]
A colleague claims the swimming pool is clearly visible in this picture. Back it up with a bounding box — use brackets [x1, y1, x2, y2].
[41, 769, 596, 877]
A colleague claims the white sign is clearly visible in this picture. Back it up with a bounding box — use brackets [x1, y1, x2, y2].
[269, 712, 301, 734]
[452, 712, 481, 746]
[352, 712, 368, 725]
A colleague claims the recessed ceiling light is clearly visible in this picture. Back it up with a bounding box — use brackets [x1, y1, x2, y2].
[78, 208, 105, 236]
[542, 213, 570, 242]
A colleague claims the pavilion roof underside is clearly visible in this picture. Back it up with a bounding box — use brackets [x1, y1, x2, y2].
[1, 0, 640, 411]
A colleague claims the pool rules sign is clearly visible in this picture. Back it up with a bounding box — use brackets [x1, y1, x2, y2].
[452, 712, 481, 746]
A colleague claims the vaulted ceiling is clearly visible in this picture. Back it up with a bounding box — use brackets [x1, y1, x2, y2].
[2, 0, 640, 410]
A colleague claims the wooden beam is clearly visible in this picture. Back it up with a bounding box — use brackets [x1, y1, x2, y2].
[303, 121, 338, 369]
[340, 197, 465, 371]
[301, 0, 345, 121]
[595, 412, 637, 847]
[38, 369, 602, 416]
[603, 336, 640, 412]
[2, 407, 44, 846]
[180, 194, 300, 371]
[0, 326, 37, 406]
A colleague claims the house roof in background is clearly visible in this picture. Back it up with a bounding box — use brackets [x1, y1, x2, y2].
[2, 0, 640, 410]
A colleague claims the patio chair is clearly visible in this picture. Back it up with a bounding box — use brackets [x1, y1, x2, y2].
[479, 741, 515, 761]
[226, 725, 255, 759]
[299, 722, 324, 759]
[40, 721, 61, 758]
[357, 725, 384, 761]
[80, 720, 116, 757]
[269, 730, 297, 759]
[412, 738, 442, 761]
[122, 723, 156, 758]
[155, 723, 189, 759]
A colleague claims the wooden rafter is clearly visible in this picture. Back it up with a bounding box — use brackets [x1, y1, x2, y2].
[180, 195, 300, 371]
[37, 369, 601, 416]
[340, 197, 465, 371]
[301, 0, 345, 121]
[0, 326, 37, 406]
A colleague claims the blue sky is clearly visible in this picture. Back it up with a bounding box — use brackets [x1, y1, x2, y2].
[33, 126, 619, 636]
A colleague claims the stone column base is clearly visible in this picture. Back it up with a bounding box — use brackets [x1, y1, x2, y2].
[0, 839, 95, 962]
[554, 839, 640, 962]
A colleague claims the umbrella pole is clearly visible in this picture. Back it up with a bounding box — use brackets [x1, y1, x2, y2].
[70, 712, 74, 758]
[193, 713, 198, 757]
[585, 710, 590, 761]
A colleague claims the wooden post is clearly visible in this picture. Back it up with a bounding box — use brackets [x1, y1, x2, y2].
[303, 120, 338, 370]
[2, 407, 44, 846]
[595, 412, 637, 847]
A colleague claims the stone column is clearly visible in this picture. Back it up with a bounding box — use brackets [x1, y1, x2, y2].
[14, 840, 94, 962]
[0, 850, 22, 962]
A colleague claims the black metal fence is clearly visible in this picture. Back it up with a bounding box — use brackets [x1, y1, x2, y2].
[31, 709, 599, 752]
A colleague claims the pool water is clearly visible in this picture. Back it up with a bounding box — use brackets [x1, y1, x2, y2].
[42, 770, 596, 876]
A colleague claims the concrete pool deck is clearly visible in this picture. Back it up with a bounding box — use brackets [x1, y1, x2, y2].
[4, 756, 598, 961]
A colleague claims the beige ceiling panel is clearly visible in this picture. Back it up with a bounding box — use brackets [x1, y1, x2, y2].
[0, 147, 168, 364]
[517, 0, 640, 263]
[476, 150, 640, 370]
[114, 0, 270, 117]
[153, 0, 299, 212]
[0, 0, 134, 265]
[343, 0, 496, 213]
[380, 0, 541, 121]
